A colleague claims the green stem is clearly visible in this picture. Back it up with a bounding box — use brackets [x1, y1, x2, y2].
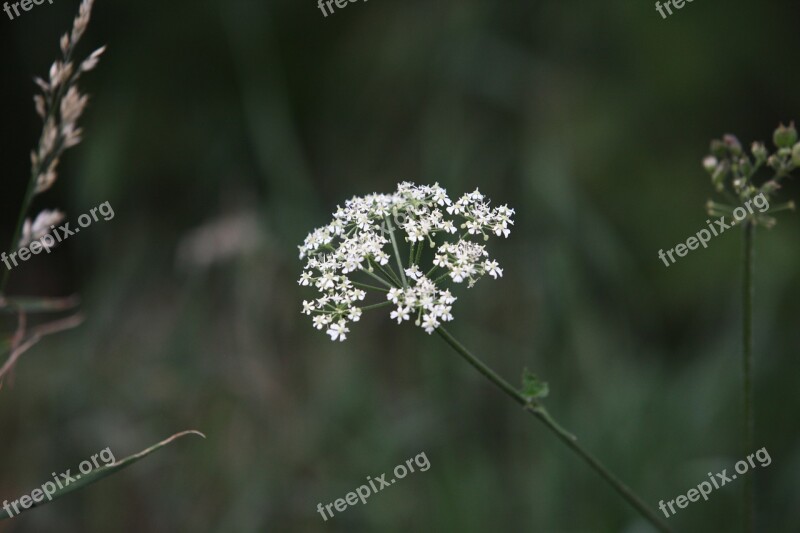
[435, 326, 673, 533]
[415, 238, 425, 264]
[742, 221, 754, 533]
[360, 301, 392, 312]
[384, 216, 407, 287]
[377, 265, 402, 287]
[352, 281, 389, 292]
[359, 267, 393, 289]
[433, 271, 451, 284]
[765, 201, 795, 214]
[374, 261, 403, 288]
[1, 180, 37, 294]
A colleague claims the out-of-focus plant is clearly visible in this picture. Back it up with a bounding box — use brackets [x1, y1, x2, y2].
[0, 0, 203, 521]
[702, 123, 797, 532]
[0, 0, 106, 383]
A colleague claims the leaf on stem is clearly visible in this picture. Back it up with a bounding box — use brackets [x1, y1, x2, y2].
[521, 368, 549, 403]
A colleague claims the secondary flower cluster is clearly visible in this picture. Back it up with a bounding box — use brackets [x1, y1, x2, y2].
[703, 123, 798, 228]
[298, 183, 514, 341]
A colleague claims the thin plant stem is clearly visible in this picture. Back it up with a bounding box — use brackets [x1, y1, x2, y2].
[435, 326, 673, 533]
[360, 301, 393, 312]
[742, 221, 754, 533]
[373, 261, 403, 288]
[765, 201, 795, 214]
[415, 238, 424, 264]
[0, 169, 40, 294]
[408, 242, 416, 268]
[359, 267, 394, 289]
[433, 271, 451, 284]
[352, 281, 389, 292]
[384, 216, 407, 287]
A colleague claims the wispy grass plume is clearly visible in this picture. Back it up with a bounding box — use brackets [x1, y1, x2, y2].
[0, 1, 204, 520]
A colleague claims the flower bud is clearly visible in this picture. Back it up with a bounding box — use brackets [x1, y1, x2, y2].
[761, 180, 780, 195]
[751, 142, 767, 162]
[767, 154, 780, 170]
[723, 134, 742, 155]
[710, 139, 726, 158]
[711, 161, 728, 191]
[773, 122, 797, 149]
[702, 156, 718, 174]
[738, 157, 752, 177]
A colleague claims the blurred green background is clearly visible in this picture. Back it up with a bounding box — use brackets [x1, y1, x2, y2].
[1, 0, 799, 531]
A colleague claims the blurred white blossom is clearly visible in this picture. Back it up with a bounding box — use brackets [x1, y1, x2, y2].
[19, 209, 65, 248]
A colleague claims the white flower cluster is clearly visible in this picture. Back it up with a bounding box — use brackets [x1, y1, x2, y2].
[298, 182, 514, 341]
[386, 276, 455, 334]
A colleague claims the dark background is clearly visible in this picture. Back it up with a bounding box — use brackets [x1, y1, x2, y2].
[1, 0, 799, 531]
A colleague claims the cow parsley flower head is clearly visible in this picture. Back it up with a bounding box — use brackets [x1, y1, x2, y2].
[298, 182, 514, 341]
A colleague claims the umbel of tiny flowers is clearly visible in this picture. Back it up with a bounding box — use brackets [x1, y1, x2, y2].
[702, 123, 798, 533]
[298, 182, 513, 341]
[703, 123, 797, 228]
[297, 183, 673, 533]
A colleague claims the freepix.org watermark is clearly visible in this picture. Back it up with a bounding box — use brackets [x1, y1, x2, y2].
[316, 451, 430, 521]
[658, 193, 768, 267]
[2, 447, 115, 518]
[654, 0, 695, 20]
[3, 0, 54, 22]
[317, 0, 368, 18]
[658, 447, 772, 518]
[1, 200, 114, 273]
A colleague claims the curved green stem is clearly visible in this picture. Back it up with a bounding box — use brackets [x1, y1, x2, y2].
[435, 326, 673, 533]
[742, 221, 754, 533]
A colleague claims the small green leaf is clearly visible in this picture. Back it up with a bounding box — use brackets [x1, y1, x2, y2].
[0, 430, 205, 520]
[521, 368, 549, 402]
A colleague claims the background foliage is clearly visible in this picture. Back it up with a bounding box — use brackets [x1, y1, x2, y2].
[1, 0, 799, 531]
